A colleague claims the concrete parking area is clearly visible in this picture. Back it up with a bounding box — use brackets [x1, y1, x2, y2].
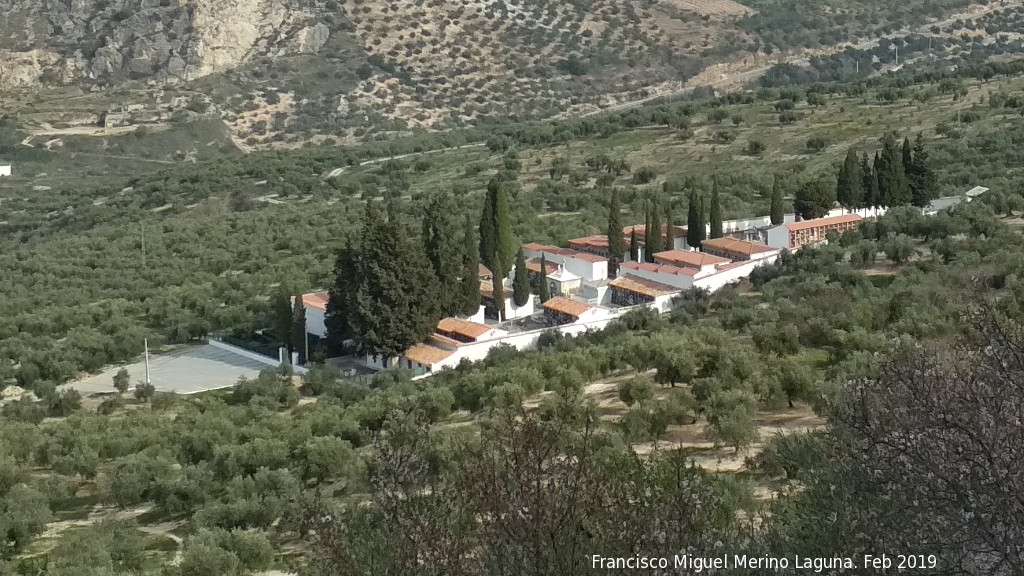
[65, 344, 273, 396]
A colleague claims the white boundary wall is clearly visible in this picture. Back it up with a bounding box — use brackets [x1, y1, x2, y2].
[209, 339, 308, 375]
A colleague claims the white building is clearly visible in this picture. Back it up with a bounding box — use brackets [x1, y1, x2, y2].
[522, 243, 608, 281]
[618, 261, 698, 290]
[0, 164, 10, 177]
[298, 291, 329, 338]
[766, 214, 863, 251]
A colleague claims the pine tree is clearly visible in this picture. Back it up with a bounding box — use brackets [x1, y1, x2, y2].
[770, 176, 785, 225]
[629, 227, 639, 262]
[836, 148, 864, 209]
[664, 198, 675, 250]
[479, 178, 497, 272]
[350, 203, 441, 359]
[908, 133, 938, 208]
[292, 293, 306, 364]
[538, 254, 551, 303]
[607, 188, 626, 276]
[491, 265, 506, 321]
[460, 213, 482, 317]
[512, 248, 530, 307]
[687, 190, 703, 249]
[647, 199, 664, 257]
[326, 238, 358, 352]
[709, 179, 723, 239]
[423, 191, 463, 316]
[493, 180, 516, 278]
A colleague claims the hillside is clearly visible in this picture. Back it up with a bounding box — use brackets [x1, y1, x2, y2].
[0, 0, 1006, 149]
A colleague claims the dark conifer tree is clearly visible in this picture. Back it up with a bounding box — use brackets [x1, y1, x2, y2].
[423, 191, 463, 316]
[607, 188, 626, 276]
[643, 202, 653, 260]
[350, 203, 440, 358]
[709, 179, 723, 239]
[687, 190, 703, 249]
[460, 213, 482, 317]
[493, 180, 516, 279]
[512, 248, 530, 307]
[292, 293, 306, 364]
[770, 176, 785, 225]
[665, 198, 676, 250]
[326, 239, 358, 352]
[491, 266, 506, 321]
[908, 133, 938, 208]
[878, 133, 910, 206]
[538, 254, 551, 303]
[836, 148, 864, 209]
[479, 178, 497, 272]
[647, 199, 664, 259]
[272, 286, 294, 354]
[629, 227, 639, 262]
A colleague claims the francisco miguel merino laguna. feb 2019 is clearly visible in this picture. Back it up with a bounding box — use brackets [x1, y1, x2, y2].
[590, 553, 939, 572]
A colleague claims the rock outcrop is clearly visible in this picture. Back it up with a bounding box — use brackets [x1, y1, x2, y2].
[0, 0, 330, 89]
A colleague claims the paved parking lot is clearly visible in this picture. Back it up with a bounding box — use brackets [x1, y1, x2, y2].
[65, 344, 273, 396]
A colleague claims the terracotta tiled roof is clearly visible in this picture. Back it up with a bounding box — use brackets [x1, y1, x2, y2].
[437, 318, 492, 339]
[522, 243, 607, 264]
[610, 276, 680, 298]
[543, 296, 594, 318]
[620, 261, 700, 278]
[701, 237, 777, 256]
[478, 264, 492, 278]
[525, 258, 547, 274]
[301, 291, 329, 311]
[404, 344, 455, 367]
[569, 235, 610, 249]
[654, 249, 730, 268]
[784, 214, 862, 232]
[621, 224, 688, 237]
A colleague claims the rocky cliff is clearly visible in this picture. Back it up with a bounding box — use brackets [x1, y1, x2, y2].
[0, 0, 330, 90]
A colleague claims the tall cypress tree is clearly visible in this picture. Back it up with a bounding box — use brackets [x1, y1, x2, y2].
[647, 199, 664, 258]
[698, 193, 707, 245]
[607, 188, 626, 275]
[491, 265, 506, 321]
[870, 152, 882, 208]
[292, 293, 306, 364]
[423, 191, 463, 317]
[493, 180, 515, 278]
[512, 248, 530, 307]
[709, 179, 723, 239]
[272, 286, 294, 354]
[479, 178, 497, 272]
[350, 203, 441, 358]
[629, 227, 639, 262]
[643, 202, 653, 260]
[538, 254, 551, 303]
[687, 190, 703, 249]
[770, 176, 785, 225]
[664, 198, 675, 250]
[908, 133, 938, 208]
[902, 137, 913, 179]
[836, 148, 864, 209]
[326, 238, 358, 352]
[878, 133, 910, 206]
[460, 213, 482, 317]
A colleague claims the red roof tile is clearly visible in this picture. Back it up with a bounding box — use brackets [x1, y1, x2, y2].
[701, 237, 777, 256]
[437, 318, 492, 339]
[654, 249, 730, 268]
[543, 297, 594, 318]
[301, 291, 329, 311]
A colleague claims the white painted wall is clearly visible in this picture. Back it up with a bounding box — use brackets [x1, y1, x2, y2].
[693, 257, 777, 292]
[467, 305, 486, 324]
[619, 267, 695, 290]
[305, 307, 327, 338]
[0, 164, 10, 177]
